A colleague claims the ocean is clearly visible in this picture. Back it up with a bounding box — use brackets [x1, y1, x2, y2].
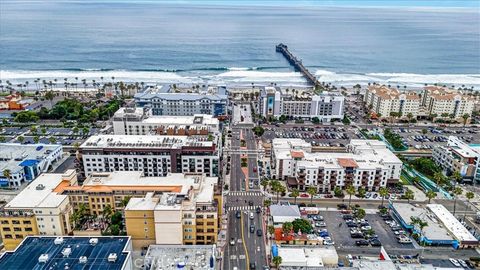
[1, 1, 479, 88]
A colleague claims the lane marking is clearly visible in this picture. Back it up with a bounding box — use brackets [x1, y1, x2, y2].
[240, 212, 250, 269]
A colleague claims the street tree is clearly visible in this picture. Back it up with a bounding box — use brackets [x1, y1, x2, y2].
[426, 190, 437, 203]
[379, 187, 389, 207]
[346, 185, 356, 207]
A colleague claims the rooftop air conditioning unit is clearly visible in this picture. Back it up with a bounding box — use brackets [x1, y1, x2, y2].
[54, 237, 64, 245]
[62, 247, 72, 257]
[38, 254, 49, 263]
[79, 256, 88, 264]
[108, 253, 118, 262]
[89, 238, 98, 245]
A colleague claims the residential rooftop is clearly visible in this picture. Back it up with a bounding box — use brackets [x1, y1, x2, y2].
[368, 85, 420, 100]
[81, 135, 215, 149]
[0, 236, 132, 270]
[144, 244, 217, 270]
[424, 86, 474, 101]
[0, 143, 62, 173]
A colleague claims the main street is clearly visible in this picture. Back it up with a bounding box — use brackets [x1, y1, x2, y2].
[224, 104, 267, 270]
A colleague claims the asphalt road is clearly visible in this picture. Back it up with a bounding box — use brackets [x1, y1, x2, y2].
[224, 104, 267, 270]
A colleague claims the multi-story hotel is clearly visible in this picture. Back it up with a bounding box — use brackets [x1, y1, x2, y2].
[0, 143, 63, 187]
[112, 107, 220, 136]
[134, 86, 228, 117]
[432, 136, 480, 182]
[51, 170, 220, 249]
[79, 135, 220, 178]
[272, 139, 402, 192]
[258, 87, 345, 121]
[364, 85, 421, 118]
[422, 86, 475, 119]
[0, 170, 76, 250]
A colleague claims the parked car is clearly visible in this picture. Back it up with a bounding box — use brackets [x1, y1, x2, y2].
[355, 240, 369, 246]
[370, 239, 382, 246]
[230, 238, 236, 246]
[300, 193, 309, 198]
[315, 222, 327, 227]
[449, 258, 460, 267]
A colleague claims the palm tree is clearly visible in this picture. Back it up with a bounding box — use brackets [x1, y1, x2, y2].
[379, 187, 389, 207]
[261, 179, 269, 191]
[346, 185, 355, 207]
[404, 189, 414, 203]
[3, 169, 11, 189]
[120, 196, 131, 208]
[291, 188, 300, 204]
[426, 190, 437, 203]
[49, 136, 56, 144]
[33, 136, 40, 144]
[462, 114, 470, 126]
[306, 186, 316, 204]
[272, 256, 282, 269]
[433, 172, 445, 188]
[410, 216, 428, 242]
[452, 186, 463, 216]
[17, 136, 25, 144]
[465, 192, 475, 220]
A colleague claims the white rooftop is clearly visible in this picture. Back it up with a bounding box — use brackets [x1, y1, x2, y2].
[81, 135, 214, 149]
[144, 245, 216, 270]
[277, 246, 338, 268]
[5, 170, 73, 209]
[0, 143, 61, 173]
[427, 204, 478, 243]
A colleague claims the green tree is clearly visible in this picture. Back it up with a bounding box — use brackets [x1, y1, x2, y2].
[41, 127, 47, 135]
[306, 186, 316, 204]
[407, 113, 414, 122]
[30, 126, 37, 134]
[462, 114, 470, 126]
[404, 188, 415, 203]
[333, 186, 343, 197]
[311, 117, 320, 124]
[17, 135, 25, 143]
[120, 196, 131, 208]
[0, 136, 6, 143]
[267, 225, 275, 236]
[2, 169, 11, 189]
[272, 256, 282, 269]
[346, 185, 356, 207]
[48, 136, 56, 144]
[433, 171, 446, 187]
[355, 208, 366, 219]
[109, 224, 120, 235]
[33, 136, 40, 144]
[357, 187, 366, 198]
[379, 187, 389, 207]
[291, 188, 300, 204]
[264, 199, 272, 208]
[252, 126, 265, 137]
[261, 179, 270, 191]
[282, 222, 293, 234]
[465, 192, 475, 220]
[452, 186, 463, 216]
[452, 171, 463, 185]
[102, 204, 113, 220]
[45, 91, 55, 106]
[72, 127, 79, 134]
[426, 190, 437, 203]
[410, 216, 428, 241]
[292, 218, 313, 234]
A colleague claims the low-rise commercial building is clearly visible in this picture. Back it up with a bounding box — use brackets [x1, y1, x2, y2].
[0, 143, 63, 187]
[0, 236, 132, 270]
[79, 135, 220, 178]
[0, 170, 77, 250]
[134, 85, 228, 116]
[258, 87, 344, 121]
[52, 171, 220, 248]
[112, 107, 220, 136]
[274, 246, 338, 269]
[143, 244, 217, 270]
[272, 139, 402, 191]
[270, 205, 301, 227]
[433, 136, 480, 182]
[364, 85, 421, 118]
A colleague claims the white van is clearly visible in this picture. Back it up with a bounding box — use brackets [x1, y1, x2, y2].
[249, 212, 254, 220]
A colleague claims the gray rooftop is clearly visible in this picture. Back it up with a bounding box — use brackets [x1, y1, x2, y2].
[270, 204, 301, 217]
[0, 143, 62, 173]
[144, 244, 217, 270]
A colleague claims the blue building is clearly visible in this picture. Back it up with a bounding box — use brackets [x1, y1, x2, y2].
[0, 236, 132, 270]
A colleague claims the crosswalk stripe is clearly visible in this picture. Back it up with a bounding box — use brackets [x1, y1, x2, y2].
[226, 191, 263, 197]
[226, 205, 260, 211]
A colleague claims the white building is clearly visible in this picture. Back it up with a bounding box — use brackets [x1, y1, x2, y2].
[0, 143, 63, 187]
[272, 139, 402, 191]
[134, 86, 228, 117]
[79, 135, 220, 178]
[364, 85, 421, 118]
[112, 107, 220, 136]
[269, 205, 301, 227]
[259, 87, 344, 121]
[422, 86, 475, 119]
[276, 246, 338, 268]
[432, 136, 480, 182]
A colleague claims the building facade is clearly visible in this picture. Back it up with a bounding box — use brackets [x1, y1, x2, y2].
[134, 88, 228, 116]
[272, 139, 402, 192]
[0, 143, 63, 187]
[0, 170, 76, 250]
[432, 136, 480, 182]
[364, 85, 421, 118]
[422, 86, 475, 119]
[112, 107, 220, 136]
[258, 87, 344, 121]
[79, 135, 220, 178]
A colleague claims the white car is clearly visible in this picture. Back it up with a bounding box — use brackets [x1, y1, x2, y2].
[449, 258, 461, 267]
[458, 259, 468, 268]
[324, 239, 335, 246]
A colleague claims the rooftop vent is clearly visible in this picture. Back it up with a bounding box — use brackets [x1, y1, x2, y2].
[36, 184, 45, 190]
[62, 247, 72, 258]
[79, 256, 88, 264]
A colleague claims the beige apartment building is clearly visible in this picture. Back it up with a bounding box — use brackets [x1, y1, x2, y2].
[364, 85, 421, 118]
[422, 86, 475, 119]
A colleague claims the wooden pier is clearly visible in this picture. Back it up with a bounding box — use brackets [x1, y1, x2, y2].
[276, 43, 320, 88]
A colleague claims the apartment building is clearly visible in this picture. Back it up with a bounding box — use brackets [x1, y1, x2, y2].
[364, 85, 421, 118]
[422, 86, 475, 119]
[272, 139, 402, 192]
[0, 170, 76, 250]
[258, 87, 344, 121]
[79, 135, 220, 178]
[432, 136, 480, 182]
[112, 107, 220, 136]
[134, 86, 228, 116]
[0, 143, 63, 187]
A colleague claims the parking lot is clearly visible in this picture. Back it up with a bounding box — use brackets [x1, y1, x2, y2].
[262, 126, 361, 146]
[1, 126, 97, 146]
[391, 127, 480, 150]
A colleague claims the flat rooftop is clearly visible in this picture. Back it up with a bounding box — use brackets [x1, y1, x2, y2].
[4, 170, 74, 209]
[144, 244, 216, 270]
[391, 203, 453, 241]
[135, 88, 227, 101]
[270, 205, 301, 217]
[427, 204, 478, 243]
[0, 143, 61, 173]
[81, 135, 215, 149]
[0, 236, 131, 270]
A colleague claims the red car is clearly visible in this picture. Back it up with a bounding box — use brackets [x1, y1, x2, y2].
[300, 193, 310, 198]
[253, 167, 257, 173]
